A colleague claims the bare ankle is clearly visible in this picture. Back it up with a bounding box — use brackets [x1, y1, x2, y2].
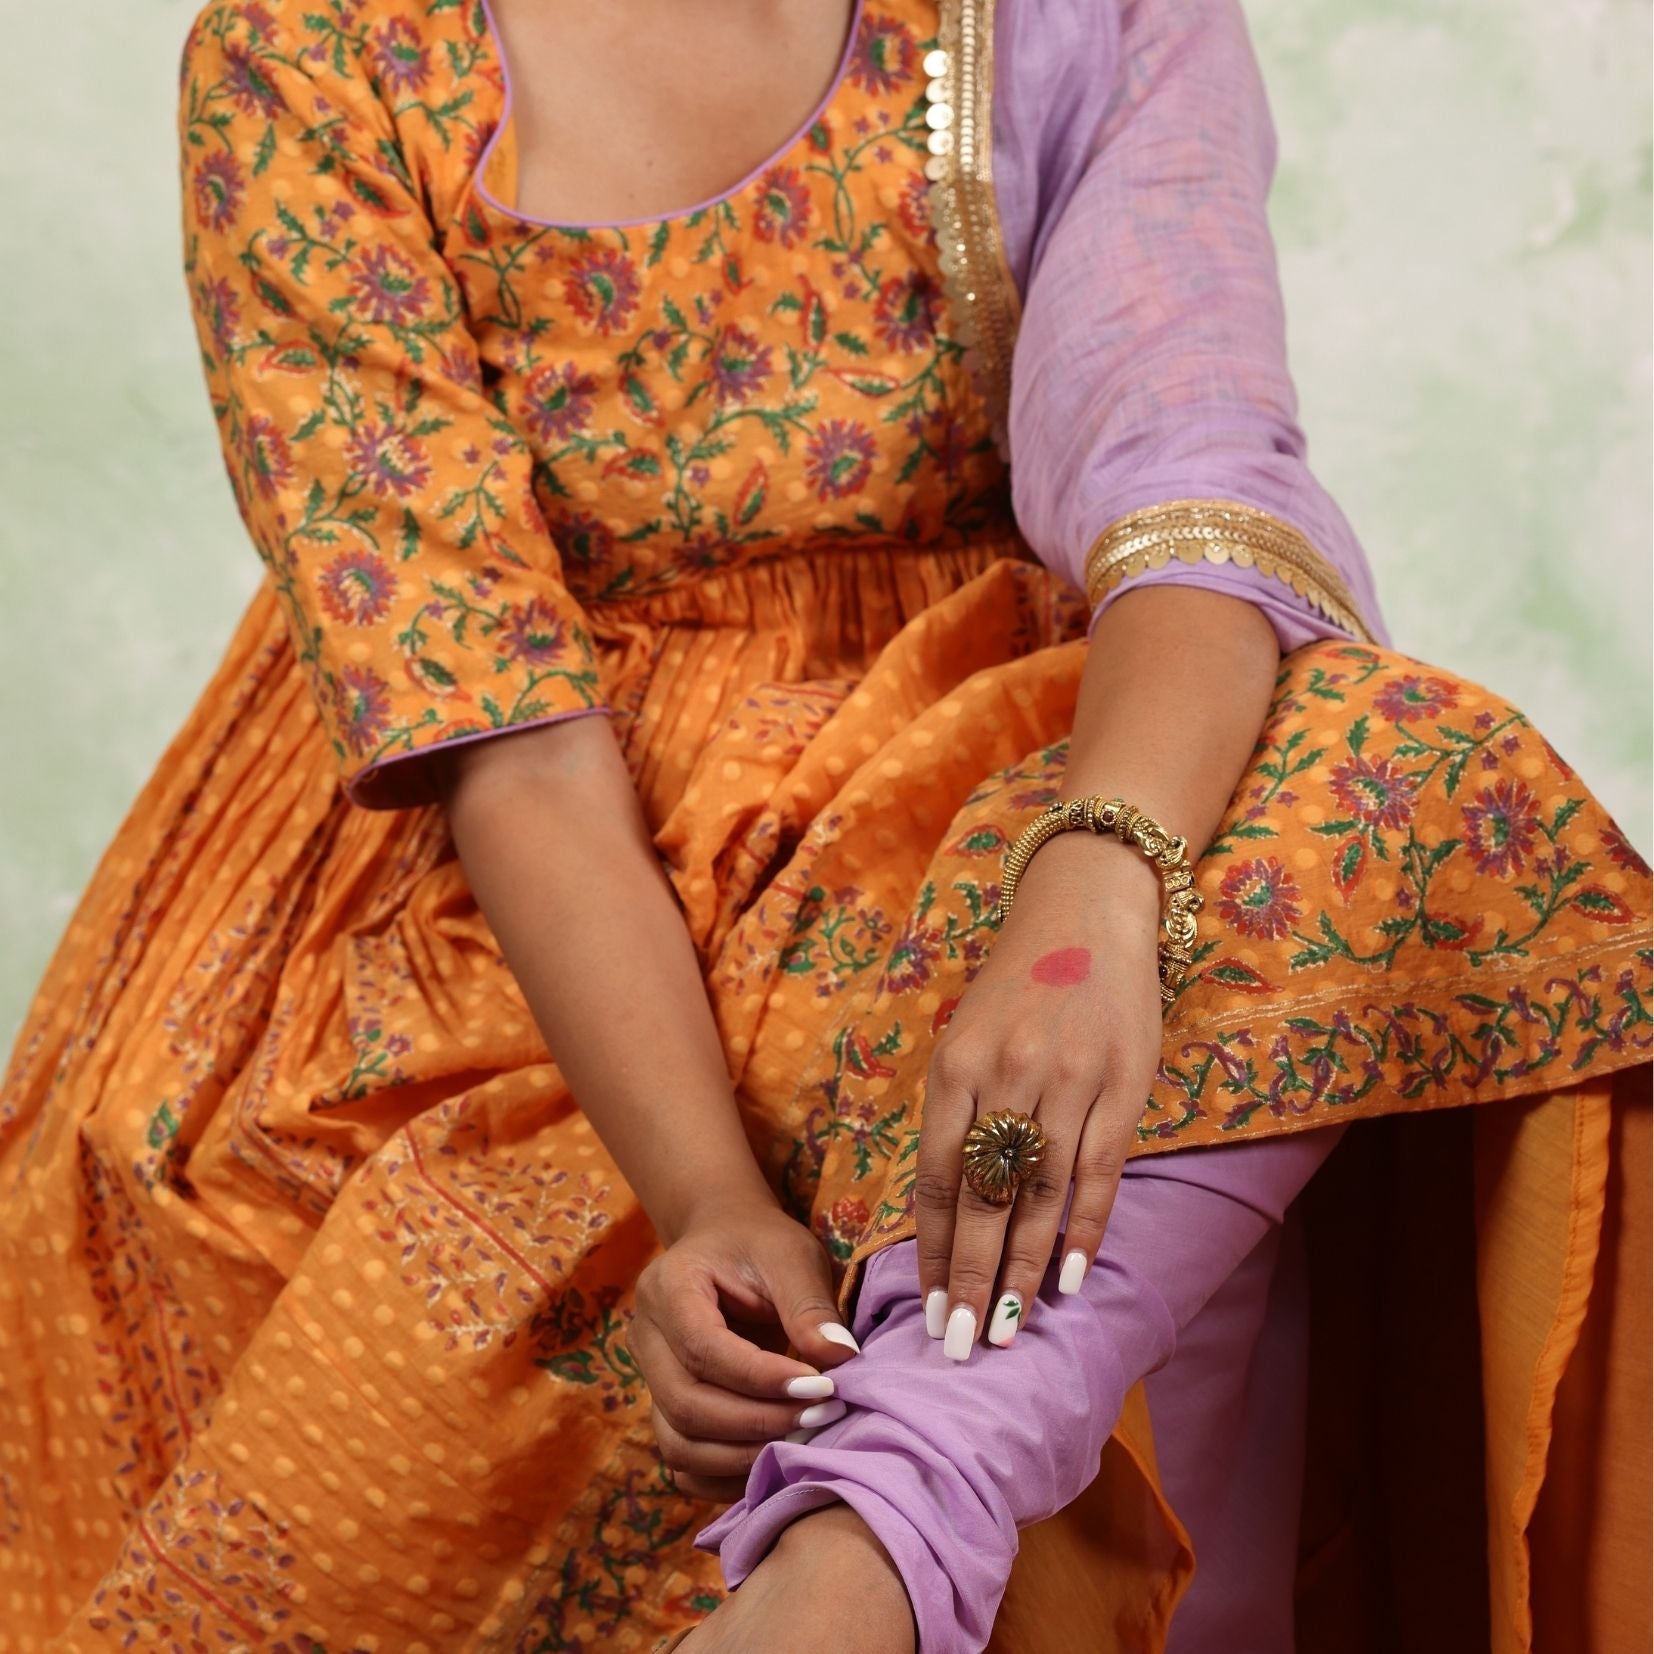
[769, 1505, 916, 1651]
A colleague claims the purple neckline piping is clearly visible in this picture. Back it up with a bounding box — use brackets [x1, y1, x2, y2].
[472, 0, 867, 233]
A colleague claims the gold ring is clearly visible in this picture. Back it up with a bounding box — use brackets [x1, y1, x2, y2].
[960, 1110, 1048, 1206]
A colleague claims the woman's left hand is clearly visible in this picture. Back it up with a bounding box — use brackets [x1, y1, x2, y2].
[914, 825, 1166, 1356]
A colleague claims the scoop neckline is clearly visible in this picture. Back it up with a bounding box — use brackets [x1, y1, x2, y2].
[472, 0, 868, 234]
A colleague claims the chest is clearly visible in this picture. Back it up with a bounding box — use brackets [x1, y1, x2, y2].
[487, 0, 859, 227]
[442, 0, 1012, 600]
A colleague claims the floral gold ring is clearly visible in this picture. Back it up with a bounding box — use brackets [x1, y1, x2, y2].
[960, 1110, 1048, 1206]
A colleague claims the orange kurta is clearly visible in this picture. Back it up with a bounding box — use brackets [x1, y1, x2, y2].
[0, 2, 1648, 1651]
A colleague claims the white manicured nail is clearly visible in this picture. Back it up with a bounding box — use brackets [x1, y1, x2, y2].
[987, 1293, 1023, 1347]
[1058, 1250, 1088, 1296]
[785, 1374, 835, 1400]
[796, 1398, 847, 1430]
[943, 1305, 977, 1362]
[785, 1426, 813, 1444]
[924, 1288, 949, 1340]
[818, 1322, 860, 1354]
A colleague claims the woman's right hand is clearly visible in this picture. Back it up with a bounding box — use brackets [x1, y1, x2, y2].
[445, 718, 862, 1504]
[632, 1198, 861, 1501]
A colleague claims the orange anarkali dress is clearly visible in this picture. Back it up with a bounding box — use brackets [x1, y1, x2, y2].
[0, 1, 1648, 1651]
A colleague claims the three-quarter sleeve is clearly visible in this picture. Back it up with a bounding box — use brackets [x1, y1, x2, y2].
[179, 11, 608, 808]
[1005, 0, 1388, 650]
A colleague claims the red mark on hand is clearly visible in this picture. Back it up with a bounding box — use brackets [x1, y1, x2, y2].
[1029, 946, 1092, 987]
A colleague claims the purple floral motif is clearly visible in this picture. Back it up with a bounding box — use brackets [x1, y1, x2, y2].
[564, 246, 641, 335]
[708, 326, 774, 406]
[882, 917, 941, 995]
[196, 276, 241, 355]
[369, 16, 432, 93]
[316, 550, 397, 627]
[521, 362, 598, 443]
[752, 168, 812, 248]
[222, 43, 284, 117]
[1374, 673, 1460, 725]
[193, 152, 245, 233]
[243, 412, 293, 498]
[344, 422, 431, 498]
[438, 342, 483, 392]
[1216, 857, 1302, 941]
[871, 271, 939, 353]
[804, 420, 876, 500]
[333, 664, 394, 754]
[1328, 752, 1417, 830]
[550, 510, 616, 570]
[499, 599, 568, 666]
[1462, 778, 1542, 877]
[348, 245, 433, 326]
[849, 16, 915, 94]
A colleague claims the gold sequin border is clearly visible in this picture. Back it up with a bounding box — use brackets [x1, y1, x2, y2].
[1083, 498, 1378, 642]
[924, 0, 1022, 457]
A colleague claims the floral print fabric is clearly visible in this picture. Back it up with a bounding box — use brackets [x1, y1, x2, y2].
[182, 0, 1007, 806]
[764, 640, 1653, 1275]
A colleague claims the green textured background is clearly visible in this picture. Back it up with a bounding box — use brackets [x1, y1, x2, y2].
[2, 1, 1650, 1046]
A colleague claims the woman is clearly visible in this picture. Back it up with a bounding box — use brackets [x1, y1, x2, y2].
[1, 0, 1647, 1649]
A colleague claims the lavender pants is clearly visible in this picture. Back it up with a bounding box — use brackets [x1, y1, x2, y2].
[696, 1126, 1345, 1652]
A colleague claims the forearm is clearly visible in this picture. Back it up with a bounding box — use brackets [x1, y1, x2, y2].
[1026, 585, 1281, 911]
[999, 582, 1283, 999]
[1067, 584, 1280, 845]
[439, 718, 774, 1244]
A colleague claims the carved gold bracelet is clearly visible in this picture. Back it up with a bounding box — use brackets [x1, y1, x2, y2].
[996, 796, 1203, 1011]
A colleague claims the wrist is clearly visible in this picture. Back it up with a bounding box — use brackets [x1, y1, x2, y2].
[654, 1155, 778, 1246]
[1011, 827, 1162, 922]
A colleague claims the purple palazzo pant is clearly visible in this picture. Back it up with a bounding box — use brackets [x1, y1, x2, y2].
[697, 1126, 1346, 1652]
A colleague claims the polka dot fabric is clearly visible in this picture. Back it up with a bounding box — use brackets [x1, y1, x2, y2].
[3, 568, 1648, 1648]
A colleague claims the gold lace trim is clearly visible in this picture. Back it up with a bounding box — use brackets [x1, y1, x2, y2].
[1084, 499, 1377, 642]
[925, 0, 1021, 457]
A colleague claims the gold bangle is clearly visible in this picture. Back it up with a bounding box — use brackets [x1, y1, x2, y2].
[996, 795, 1203, 1011]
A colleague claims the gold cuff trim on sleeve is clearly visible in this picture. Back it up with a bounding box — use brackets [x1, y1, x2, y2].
[1082, 498, 1377, 642]
[925, 0, 1022, 458]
